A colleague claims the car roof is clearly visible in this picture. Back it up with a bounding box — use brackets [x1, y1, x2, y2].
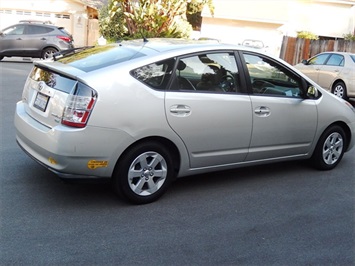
[318, 51, 355, 56]
[39, 38, 283, 74]
[3, 22, 61, 30]
[120, 38, 256, 55]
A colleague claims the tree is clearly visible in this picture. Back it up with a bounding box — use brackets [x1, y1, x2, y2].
[343, 33, 355, 41]
[99, 1, 126, 42]
[186, 0, 214, 31]
[297, 31, 318, 40]
[99, 0, 214, 41]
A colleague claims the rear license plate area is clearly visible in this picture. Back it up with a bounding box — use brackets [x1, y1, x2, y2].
[33, 92, 49, 112]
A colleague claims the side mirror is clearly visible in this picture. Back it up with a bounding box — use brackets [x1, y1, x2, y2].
[301, 59, 308, 65]
[307, 86, 318, 98]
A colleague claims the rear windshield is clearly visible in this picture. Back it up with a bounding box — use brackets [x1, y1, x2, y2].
[58, 45, 146, 72]
[58, 27, 71, 36]
[30, 67, 77, 93]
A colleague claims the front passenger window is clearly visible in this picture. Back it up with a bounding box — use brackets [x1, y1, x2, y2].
[3, 25, 25, 35]
[243, 53, 303, 98]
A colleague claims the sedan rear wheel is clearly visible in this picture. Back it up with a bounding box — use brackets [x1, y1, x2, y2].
[332, 81, 347, 100]
[42, 47, 58, 59]
[112, 141, 174, 204]
[311, 125, 346, 170]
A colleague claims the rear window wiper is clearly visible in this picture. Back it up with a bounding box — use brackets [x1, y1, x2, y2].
[53, 46, 94, 61]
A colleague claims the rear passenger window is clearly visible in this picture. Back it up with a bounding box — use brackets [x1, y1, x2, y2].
[326, 54, 344, 66]
[243, 53, 304, 98]
[27, 25, 53, 34]
[131, 58, 175, 90]
[170, 52, 241, 93]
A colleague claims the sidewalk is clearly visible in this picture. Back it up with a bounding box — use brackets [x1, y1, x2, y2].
[1, 57, 37, 63]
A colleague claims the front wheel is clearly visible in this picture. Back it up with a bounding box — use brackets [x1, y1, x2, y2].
[332, 81, 347, 100]
[311, 125, 346, 170]
[112, 141, 174, 204]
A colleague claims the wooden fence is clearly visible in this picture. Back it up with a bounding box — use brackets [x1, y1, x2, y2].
[279, 36, 355, 65]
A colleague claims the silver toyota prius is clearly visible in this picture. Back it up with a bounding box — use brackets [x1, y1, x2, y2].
[14, 39, 355, 204]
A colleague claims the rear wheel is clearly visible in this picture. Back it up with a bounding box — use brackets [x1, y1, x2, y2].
[332, 81, 347, 100]
[112, 141, 174, 204]
[311, 125, 346, 170]
[0, 56, 4, 61]
[42, 47, 58, 59]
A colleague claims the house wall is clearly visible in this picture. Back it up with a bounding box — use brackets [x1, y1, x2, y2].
[290, 0, 355, 38]
[200, 0, 355, 56]
[0, 0, 99, 47]
[200, 17, 285, 56]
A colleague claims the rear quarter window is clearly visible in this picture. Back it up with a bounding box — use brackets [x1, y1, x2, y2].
[131, 58, 176, 91]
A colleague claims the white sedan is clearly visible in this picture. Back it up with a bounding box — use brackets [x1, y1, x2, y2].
[14, 39, 355, 204]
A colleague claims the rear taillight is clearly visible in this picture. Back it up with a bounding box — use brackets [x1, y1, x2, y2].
[62, 82, 97, 128]
[57, 35, 72, 43]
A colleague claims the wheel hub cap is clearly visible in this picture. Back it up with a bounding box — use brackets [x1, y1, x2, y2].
[128, 152, 167, 196]
[322, 132, 343, 165]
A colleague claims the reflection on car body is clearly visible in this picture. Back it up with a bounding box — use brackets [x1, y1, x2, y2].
[14, 38, 355, 204]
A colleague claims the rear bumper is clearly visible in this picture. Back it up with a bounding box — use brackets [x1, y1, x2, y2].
[15, 101, 134, 179]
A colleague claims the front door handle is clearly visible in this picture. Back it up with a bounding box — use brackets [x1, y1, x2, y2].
[254, 106, 270, 117]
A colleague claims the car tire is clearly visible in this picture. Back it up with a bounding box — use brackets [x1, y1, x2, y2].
[311, 125, 346, 170]
[332, 81, 347, 100]
[0, 56, 4, 61]
[42, 47, 58, 59]
[112, 141, 174, 204]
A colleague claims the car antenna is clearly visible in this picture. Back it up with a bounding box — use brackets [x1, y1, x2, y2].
[140, 31, 148, 43]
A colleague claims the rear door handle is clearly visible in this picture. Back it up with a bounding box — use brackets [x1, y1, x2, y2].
[170, 105, 191, 117]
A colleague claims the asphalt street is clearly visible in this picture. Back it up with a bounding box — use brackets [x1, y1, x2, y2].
[0, 59, 354, 265]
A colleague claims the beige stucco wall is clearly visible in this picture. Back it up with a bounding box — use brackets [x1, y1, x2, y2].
[200, 0, 355, 56]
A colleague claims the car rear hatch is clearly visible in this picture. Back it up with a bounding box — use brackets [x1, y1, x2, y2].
[22, 63, 97, 129]
[57, 27, 74, 45]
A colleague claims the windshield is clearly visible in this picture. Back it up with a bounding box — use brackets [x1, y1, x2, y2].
[58, 45, 146, 72]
